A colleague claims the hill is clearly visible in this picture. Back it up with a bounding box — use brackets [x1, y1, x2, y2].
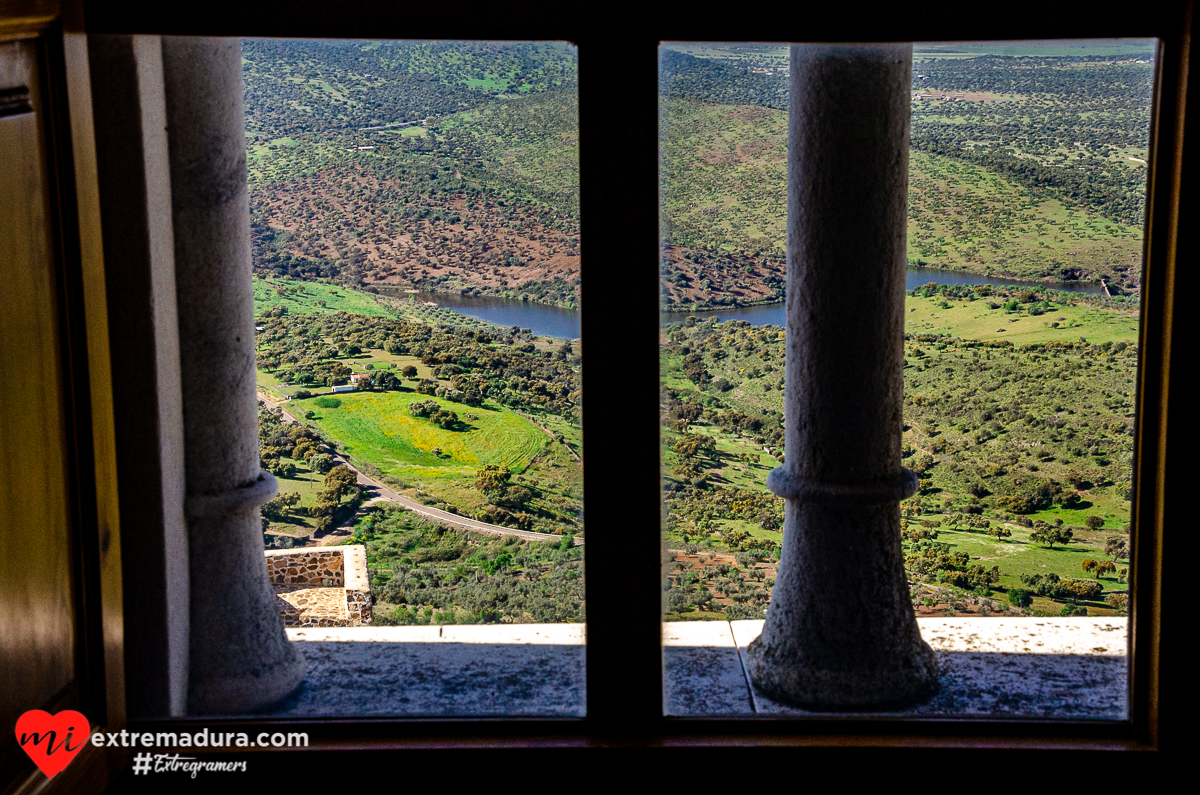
[658, 45, 1154, 309]
[243, 40, 581, 307]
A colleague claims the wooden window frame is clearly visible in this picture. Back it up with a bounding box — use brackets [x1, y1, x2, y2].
[31, 0, 1189, 766]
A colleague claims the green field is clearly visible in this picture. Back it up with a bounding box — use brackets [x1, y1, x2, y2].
[909, 518, 1127, 596]
[265, 458, 326, 536]
[659, 99, 788, 258]
[253, 275, 403, 318]
[294, 391, 545, 507]
[902, 291, 1140, 345]
[659, 294, 1136, 617]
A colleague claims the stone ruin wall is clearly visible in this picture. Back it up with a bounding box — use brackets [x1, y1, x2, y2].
[265, 546, 372, 628]
[266, 548, 344, 586]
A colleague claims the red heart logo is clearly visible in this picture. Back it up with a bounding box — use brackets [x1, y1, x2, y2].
[15, 710, 90, 779]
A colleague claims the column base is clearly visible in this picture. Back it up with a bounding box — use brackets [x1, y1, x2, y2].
[745, 633, 939, 711]
[187, 646, 306, 715]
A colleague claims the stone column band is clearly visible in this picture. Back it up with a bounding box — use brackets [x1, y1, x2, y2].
[162, 36, 305, 714]
[744, 43, 939, 709]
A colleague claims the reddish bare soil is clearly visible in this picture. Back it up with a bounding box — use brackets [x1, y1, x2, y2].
[253, 169, 581, 302]
[659, 245, 785, 308]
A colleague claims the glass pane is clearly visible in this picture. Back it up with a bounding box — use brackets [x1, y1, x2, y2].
[660, 39, 1151, 718]
[248, 38, 584, 716]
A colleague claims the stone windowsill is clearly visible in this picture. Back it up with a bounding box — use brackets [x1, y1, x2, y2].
[253, 618, 1127, 720]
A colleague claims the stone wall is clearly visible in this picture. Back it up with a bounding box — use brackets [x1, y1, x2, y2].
[265, 546, 372, 627]
[342, 545, 372, 625]
[265, 548, 344, 586]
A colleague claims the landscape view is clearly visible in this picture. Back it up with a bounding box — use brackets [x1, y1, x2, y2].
[246, 40, 585, 625]
[247, 38, 1150, 627]
[657, 40, 1150, 622]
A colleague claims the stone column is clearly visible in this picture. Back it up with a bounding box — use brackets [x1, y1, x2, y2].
[161, 37, 304, 714]
[744, 44, 938, 710]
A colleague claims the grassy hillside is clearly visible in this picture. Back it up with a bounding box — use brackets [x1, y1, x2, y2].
[658, 44, 1153, 308]
[658, 284, 1137, 619]
[659, 98, 1145, 308]
[365, 506, 584, 625]
[253, 275, 402, 318]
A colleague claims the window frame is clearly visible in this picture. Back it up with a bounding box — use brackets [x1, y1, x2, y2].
[74, 0, 1192, 757]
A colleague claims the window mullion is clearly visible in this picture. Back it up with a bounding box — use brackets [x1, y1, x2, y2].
[578, 36, 664, 733]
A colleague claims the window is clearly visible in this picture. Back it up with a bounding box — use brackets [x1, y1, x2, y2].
[659, 39, 1151, 719]
[244, 37, 587, 718]
[2, 6, 1189, 786]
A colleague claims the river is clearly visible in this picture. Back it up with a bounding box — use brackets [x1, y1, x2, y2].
[382, 289, 584, 339]
[382, 267, 1108, 339]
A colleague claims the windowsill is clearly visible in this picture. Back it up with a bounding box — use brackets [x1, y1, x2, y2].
[667, 618, 1127, 719]
[254, 618, 1126, 720]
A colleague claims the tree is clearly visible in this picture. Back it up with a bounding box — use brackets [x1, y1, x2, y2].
[262, 491, 301, 520]
[474, 464, 512, 496]
[309, 453, 335, 474]
[995, 494, 1036, 514]
[1007, 588, 1032, 608]
[402, 365, 418, 378]
[498, 485, 533, 509]
[1030, 525, 1073, 549]
[373, 370, 403, 391]
[293, 439, 320, 461]
[312, 489, 339, 519]
[430, 407, 459, 429]
[1105, 536, 1128, 561]
[324, 465, 358, 501]
[1084, 515, 1105, 530]
[673, 432, 717, 461]
[987, 524, 1012, 542]
[1058, 578, 1103, 604]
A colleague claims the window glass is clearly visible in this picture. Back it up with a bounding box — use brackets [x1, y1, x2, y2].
[659, 40, 1152, 717]
[246, 39, 584, 716]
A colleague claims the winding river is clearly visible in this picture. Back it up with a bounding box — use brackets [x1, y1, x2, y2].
[383, 267, 1109, 339]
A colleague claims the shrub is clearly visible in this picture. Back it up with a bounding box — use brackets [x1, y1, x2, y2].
[1007, 588, 1032, 608]
[313, 396, 342, 409]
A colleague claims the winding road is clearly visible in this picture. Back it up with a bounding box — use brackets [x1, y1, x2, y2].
[258, 391, 583, 546]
